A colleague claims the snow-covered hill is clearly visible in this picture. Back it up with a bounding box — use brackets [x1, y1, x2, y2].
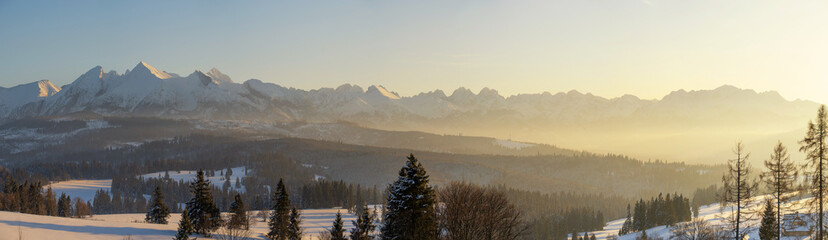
[588, 195, 812, 240]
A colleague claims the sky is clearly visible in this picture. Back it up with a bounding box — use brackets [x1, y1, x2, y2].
[1, 0, 828, 103]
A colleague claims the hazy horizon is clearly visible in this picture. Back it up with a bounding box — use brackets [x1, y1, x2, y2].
[3, 1, 828, 104]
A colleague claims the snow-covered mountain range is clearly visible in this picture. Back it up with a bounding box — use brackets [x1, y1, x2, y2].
[1, 61, 821, 163]
[1, 61, 817, 125]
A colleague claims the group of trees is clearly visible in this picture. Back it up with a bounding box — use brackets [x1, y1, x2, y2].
[167, 170, 252, 240]
[718, 105, 828, 240]
[377, 154, 527, 240]
[619, 193, 691, 235]
[497, 187, 625, 240]
[0, 175, 91, 218]
[300, 180, 383, 210]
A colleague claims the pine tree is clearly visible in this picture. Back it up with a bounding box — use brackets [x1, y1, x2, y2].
[146, 186, 171, 224]
[228, 193, 249, 230]
[268, 178, 291, 240]
[44, 187, 57, 216]
[381, 154, 438, 240]
[174, 207, 195, 240]
[720, 142, 759, 240]
[186, 170, 222, 235]
[759, 199, 778, 240]
[330, 211, 346, 240]
[619, 204, 633, 235]
[57, 193, 72, 217]
[762, 141, 797, 240]
[801, 105, 828, 240]
[351, 206, 376, 240]
[288, 207, 302, 240]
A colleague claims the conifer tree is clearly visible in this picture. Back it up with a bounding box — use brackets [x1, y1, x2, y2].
[801, 105, 828, 240]
[381, 154, 438, 240]
[330, 211, 346, 240]
[759, 199, 778, 240]
[57, 193, 72, 217]
[174, 207, 194, 240]
[228, 193, 249, 230]
[351, 206, 376, 240]
[761, 141, 797, 240]
[44, 187, 57, 216]
[288, 207, 302, 240]
[268, 178, 291, 240]
[720, 142, 759, 240]
[186, 170, 222, 235]
[619, 204, 633, 235]
[146, 186, 171, 224]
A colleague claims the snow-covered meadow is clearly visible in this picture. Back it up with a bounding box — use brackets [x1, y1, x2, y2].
[0, 208, 367, 240]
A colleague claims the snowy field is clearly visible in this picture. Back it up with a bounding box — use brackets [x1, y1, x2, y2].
[0, 208, 370, 240]
[588, 194, 812, 240]
[45, 167, 249, 202]
[45, 179, 112, 202]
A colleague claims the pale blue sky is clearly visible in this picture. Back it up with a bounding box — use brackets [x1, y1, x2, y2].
[2, 1, 827, 103]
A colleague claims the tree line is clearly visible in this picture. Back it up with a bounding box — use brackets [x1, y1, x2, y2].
[618, 193, 691, 235]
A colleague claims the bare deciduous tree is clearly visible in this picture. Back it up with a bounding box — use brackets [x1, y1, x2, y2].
[670, 218, 727, 240]
[437, 182, 526, 240]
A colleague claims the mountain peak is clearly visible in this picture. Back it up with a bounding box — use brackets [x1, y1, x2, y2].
[130, 61, 172, 79]
[34, 80, 61, 97]
[84, 66, 104, 78]
[206, 68, 233, 84]
[366, 85, 400, 99]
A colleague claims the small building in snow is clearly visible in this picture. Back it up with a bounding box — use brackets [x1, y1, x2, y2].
[782, 213, 811, 237]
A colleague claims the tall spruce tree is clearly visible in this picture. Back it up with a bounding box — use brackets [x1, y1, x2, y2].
[146, 186, 171, 224]
[381, 154, 438, 240]
[57, 193, 71, 217]
[228, 193, 249, 230]
[720, 142, 758, 240]
[186, 170, 222, 235]
[619, 204, 633, 235]
[174, 207, 195, 240]
[759, 199, 778, 240]
[268, 178, 291, 240]
[351, 206, 376, 240]
[761, 141, 797, 240]
[330, 211, 346, 240]
[44, 187, 57, 216]
[288, 207, 302, 240]
[801, 104, 828, 240]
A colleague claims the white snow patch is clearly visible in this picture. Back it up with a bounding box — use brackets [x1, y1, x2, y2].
[45, 179, 112, 202]
[494, 139, 534, 150]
